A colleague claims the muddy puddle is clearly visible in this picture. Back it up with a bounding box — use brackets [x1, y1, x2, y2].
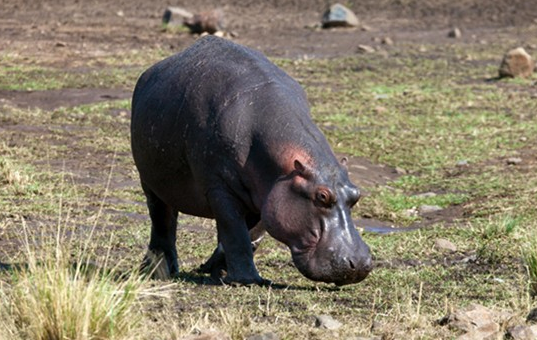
[0, 88, 131, 111]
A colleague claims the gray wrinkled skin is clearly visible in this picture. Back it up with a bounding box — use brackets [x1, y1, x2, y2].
[131, 36, 372, 286]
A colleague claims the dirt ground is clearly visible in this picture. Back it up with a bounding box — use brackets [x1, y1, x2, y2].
[2, 0, 537, 61]
[1, 0, 537, 231]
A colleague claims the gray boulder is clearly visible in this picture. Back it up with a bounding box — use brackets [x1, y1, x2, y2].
[322, 3, 359, 28]
[162, 7, 193, 26]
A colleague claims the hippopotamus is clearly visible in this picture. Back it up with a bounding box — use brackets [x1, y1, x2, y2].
[130, 36, 372, 286]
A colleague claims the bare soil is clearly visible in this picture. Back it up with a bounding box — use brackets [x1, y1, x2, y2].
[1, 1, 536, 230]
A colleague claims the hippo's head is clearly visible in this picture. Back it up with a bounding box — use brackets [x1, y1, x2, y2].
[262, 158, 372, 286]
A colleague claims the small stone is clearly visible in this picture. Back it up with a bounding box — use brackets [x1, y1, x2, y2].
[435, 238, 457, 252]
[413, 192, 437, 198]
[315, 314, 343, 330]
[381, 37, 393, 45]
[162, 6, 193, 26]
[448, 27, 462, 38]
[526, 308, 537, 323]
[520, 136, 528, 142]
[443, 304, 497, 333]
[499, 47, 535, 78]
[246, 332, 279, 340]
[357, 44, 375, 54]
[360, 24, 372, 31]
[418, 205, 442, 214]
[402, 208, 418, 218]
[507, 325, 537, 340]
[213, 30, 225, 38]
[419, 46, 427, 52]
[181, 329, 230, 340]
[322, 3, 359, 28]
[55, 41, 66, 47]
[394, 167, 407, 175]
[184, 9, 225, 34]
[116, 10, 124, 17]
[506, 157, 523, 165]
[374, 106, 387, 113]
[456, 160, 469, 166]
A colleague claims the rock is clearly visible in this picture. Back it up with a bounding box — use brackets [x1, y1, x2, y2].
[527, 308, 537, 323]
[322, 3, 359, 28]
[381, 37, 393, 45]
[181, 329, 230, 340]
[403, 207, 418, 218]
[506, 157, 523, 165]
[357, 45, 375, 54]
[435, 238, 457, 252]
[346, 337, 381, 340]
[315, 314, 343, 330]
[360, 24, 372, 31]
[413, 192, 437, 198]
[394, 167, 407, 175]
[507, 325, 537, 340]
[162, 6, 193, 26]
[456, 323, 500, 340]
[246, 332, 279, 340]
[441, 304, 500, 340]
[499, 47, 535, 78]
[374, 106, 387, 113]
[184, 9, 225, 34]
[448, 27, 462, 38]
[418, 205, 442, 214]
[456, 160, 469, 167]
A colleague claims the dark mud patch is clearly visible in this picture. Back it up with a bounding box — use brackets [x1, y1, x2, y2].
[341, 154, 401, 192]
[0, 88, 131, 111]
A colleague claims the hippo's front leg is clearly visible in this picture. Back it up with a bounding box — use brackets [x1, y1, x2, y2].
[207, 188, 269, 285]
[200, 222, 266, 280]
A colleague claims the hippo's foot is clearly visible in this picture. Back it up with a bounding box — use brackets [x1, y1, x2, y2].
[222, 274, 272, 287]
[199, 245, 227, 281]
[142, 249, 179, 280]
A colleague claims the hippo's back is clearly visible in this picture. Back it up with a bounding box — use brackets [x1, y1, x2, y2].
[130, 36, 309, 215]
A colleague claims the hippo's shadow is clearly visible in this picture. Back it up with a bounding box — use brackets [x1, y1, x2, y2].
[176, 270, 344, 292]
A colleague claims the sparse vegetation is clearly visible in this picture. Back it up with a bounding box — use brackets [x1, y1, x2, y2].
[1, 3, 537, 338]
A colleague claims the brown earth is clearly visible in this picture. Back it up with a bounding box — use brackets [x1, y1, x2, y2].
[1, 0, 536, 235]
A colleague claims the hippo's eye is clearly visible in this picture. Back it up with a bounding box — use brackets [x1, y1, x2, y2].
[315, 188, 335, 208]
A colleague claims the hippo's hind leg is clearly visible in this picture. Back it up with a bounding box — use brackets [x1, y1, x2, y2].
[141, 183, 179, 280]
[200, 219, 266, 281]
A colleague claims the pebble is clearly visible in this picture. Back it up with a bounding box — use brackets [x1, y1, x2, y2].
[418, 205, 442, 214]
[246, 332, 279, 340]
[506, 325, 537, 340]
[315, 314, 343, 330]
[506, 157, 522, 165]
[434, 238, 457, 252]
[413, 192, 437, 198]
[448, 27, 461, 38]
[357, 44, 375, 54]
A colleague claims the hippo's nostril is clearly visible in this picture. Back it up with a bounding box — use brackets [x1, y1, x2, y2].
[363, 257, 373, 272]
[348, 259, 355, 269]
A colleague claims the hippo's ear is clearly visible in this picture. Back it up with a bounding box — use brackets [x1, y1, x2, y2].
[340, 157, 348, 168]
[294, 160, 312, 178]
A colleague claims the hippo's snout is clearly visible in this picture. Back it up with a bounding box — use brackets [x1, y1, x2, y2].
[292, 237, 372, 286]
[333, 249, 373, 286]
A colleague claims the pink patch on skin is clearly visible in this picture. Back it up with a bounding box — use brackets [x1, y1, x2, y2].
[279, 144, 315, 175]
